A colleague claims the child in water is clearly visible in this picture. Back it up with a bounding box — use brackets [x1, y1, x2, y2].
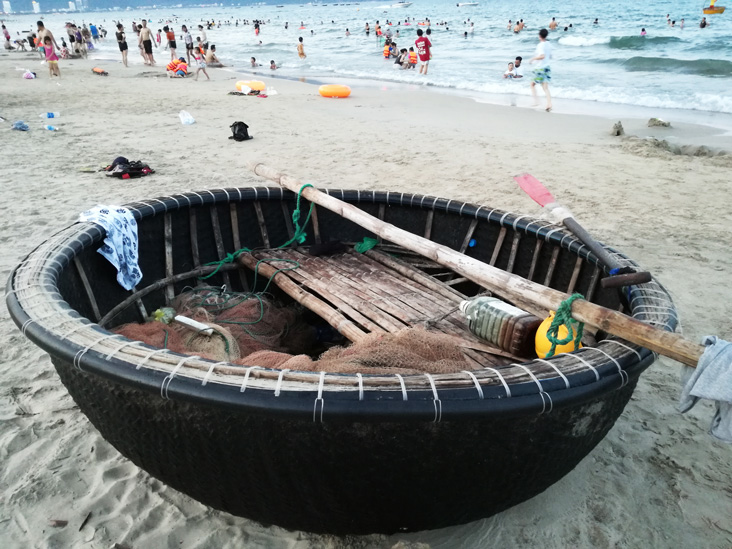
[503, 61, 516, 79]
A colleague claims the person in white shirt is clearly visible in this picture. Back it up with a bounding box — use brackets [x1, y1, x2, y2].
[529, 28, 552, 111]
[513, 56, 524, 78]
[503, 62, 517, 78]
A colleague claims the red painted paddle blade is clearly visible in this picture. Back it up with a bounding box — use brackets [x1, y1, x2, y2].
[514, 173, 556, 207]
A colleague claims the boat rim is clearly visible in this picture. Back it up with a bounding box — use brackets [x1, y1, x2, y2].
[6, 187, 675, 421]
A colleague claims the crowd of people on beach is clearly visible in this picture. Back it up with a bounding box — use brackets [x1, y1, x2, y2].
[1, 10, 717, 93]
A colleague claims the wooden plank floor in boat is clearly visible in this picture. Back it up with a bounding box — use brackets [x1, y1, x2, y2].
[242, 248, 515, 368]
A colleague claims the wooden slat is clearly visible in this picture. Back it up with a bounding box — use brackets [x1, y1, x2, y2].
[252, 254, 388, 334]
[566, 256, 584, 294]
[543, 246, 561, 287]
[505, 233, 521, 274]
[309, 204, 322, 244]
[238, 254, 369, 343]
[458, 219, 479, 254]
[489, 227, 507, 266]
[189, 209, 200, 267]
[253, 201, 271, 248]
[229, 204, 250, 292]
[281, 250, 415, 326]
[132, 286, 149, 322]
[73, 257, 101, 322]
[423, 210, 434, 240]
[527, 239, 543, 281]
[164, 213, 174, 305]
[364, 250, 466, 302]
[585, 265, 601, 302]
[281, 202, 295, 239]
[260, 252, 405, 333]
[209, 206, 232, 289]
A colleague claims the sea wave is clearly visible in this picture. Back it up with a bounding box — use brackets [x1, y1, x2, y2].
[621, 56, 732, 77]
[608, 35, 683, 49]
[557, 36, 610, 47]
[558, 35, 683, 49]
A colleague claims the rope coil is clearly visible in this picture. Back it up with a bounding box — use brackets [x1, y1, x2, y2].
[545, 293, 585, 359]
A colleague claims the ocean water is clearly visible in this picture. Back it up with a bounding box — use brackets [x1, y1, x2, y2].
[7, 0, 732, 115]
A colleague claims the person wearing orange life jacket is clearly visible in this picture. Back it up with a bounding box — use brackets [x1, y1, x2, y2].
[166, 58, 180, 72]
[408, 47, 417, 69]
[383, 40, 391, 58]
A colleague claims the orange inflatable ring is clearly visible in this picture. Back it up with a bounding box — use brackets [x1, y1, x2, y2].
[319, 84, 351, 98]
[237, 80, 265, 91]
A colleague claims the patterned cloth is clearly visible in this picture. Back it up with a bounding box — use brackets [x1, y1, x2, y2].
[532, 67, 551, 84]
[78, 205, 142, 291]
[679, 336, 732, 443]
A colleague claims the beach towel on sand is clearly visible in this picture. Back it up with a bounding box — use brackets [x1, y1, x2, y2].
[78, 205, 142, 291]
[679, 336, 732, 443]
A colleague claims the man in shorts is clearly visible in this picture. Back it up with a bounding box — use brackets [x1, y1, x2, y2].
[138, 20, 156, 65]
[414, 28, 431, 75]
[37, 21, 59, 59]
[529, 28, 553, 111]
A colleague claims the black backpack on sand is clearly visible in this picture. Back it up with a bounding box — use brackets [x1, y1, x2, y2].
[229, 121, 253, 141]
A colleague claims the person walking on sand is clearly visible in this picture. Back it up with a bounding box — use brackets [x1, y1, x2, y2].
[139, 20, 156, 65]
[297, 36, 306, 59]
[182, 25, 193, 64]
[529, 28, 552, 111]
[116, 23, 128, 67]
[414, 28, 431, 75]
[43, 36, 60, 77]
[37, 21, 59, 59]
[164, 25, 176, 61]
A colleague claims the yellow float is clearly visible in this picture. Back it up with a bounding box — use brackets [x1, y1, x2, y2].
[535, 311, 582, 358]
[237, 80, 265, 92]
[318, 84, 351, 98]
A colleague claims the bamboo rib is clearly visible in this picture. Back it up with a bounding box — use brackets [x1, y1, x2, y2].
[248, 162, 705, 367]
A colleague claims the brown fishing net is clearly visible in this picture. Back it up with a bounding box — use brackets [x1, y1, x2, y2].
[234, 327, 469, 375]
[114, 287, 470, 374]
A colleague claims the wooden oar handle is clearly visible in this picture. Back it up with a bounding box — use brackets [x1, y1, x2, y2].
[600, 271, 653, 288]
[562, 217, 624, 270]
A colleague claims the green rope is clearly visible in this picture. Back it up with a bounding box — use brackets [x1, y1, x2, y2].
[199, 183, 314, 280]
[277, 183, 315, 248]
[354, 237, 379, 254]
[545, 293, 585, 359]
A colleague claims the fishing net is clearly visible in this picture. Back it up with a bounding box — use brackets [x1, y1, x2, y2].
[234, 327, 469, 375]
[114, 321, 188, 354]
[115, 287, 469, 375]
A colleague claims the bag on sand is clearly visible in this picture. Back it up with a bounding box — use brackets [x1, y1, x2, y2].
[229, 121, 253, 141]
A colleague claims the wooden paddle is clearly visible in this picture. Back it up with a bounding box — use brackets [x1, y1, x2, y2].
[247, 162, 705, 367]
[514, 173, 653, 289]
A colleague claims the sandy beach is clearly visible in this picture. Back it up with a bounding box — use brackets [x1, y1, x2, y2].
[1, 49, 732, 549]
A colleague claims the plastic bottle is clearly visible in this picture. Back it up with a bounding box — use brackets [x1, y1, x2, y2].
[179, 110, 195, 125]
[459, 296, 542, 358]
[44, 125, 58, 131]
[40, 112, 60, 119]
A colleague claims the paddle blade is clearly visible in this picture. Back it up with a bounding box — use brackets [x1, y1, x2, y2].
[514, 173, 556, 207]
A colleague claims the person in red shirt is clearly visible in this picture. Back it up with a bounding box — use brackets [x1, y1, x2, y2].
[164, 25, 176, 61]
[414, 28, 432, 75]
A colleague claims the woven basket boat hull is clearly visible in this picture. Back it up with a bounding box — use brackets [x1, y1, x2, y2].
[6, 188, 676, 535]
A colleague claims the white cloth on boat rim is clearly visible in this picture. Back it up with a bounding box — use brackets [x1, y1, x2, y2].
[78, 205, 142, 291]
[679, 336, 732, 443]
